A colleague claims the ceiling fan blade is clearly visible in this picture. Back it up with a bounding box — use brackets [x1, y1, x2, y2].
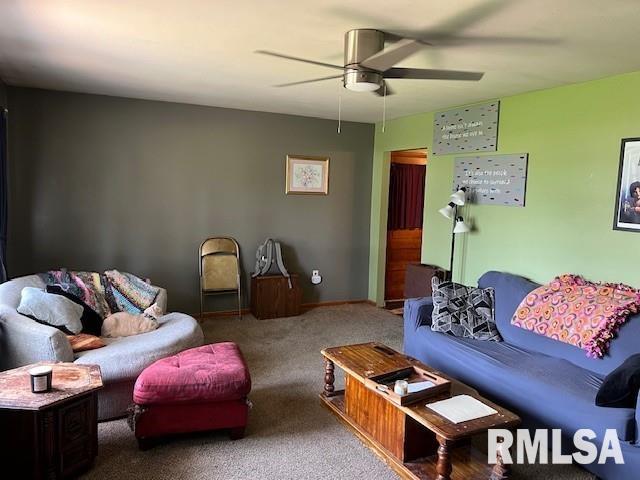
[359, 38, 426, 72]
[372, 81, 394, 96]
[255, 50, 344, 71]
[427, 0, 509, 37]
[384, 67, 483, 81]
[328, 2, 547, 53]
[328, 0, 507, 36]
[274, 75, 344, 88]
[391, 0, 520, 49]
[426, 34, 559, 47]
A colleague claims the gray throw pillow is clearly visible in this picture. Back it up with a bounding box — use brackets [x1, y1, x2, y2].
[17, 287, 84, 335]
[431, 277, 501, 341]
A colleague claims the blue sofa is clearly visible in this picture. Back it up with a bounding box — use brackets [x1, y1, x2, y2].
[403, 270, 640, 480]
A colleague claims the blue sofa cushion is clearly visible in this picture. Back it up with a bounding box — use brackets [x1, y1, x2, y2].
[403, 296, 434, 331]
[476, 271, 539, 340]
[597, 354, 640, 408]
[478, 271, 640, 377]
[404, 325, 637, 442]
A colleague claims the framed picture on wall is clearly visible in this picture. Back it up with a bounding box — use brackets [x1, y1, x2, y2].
[613, 138, 640, 232]
[285, 155, 329, 195]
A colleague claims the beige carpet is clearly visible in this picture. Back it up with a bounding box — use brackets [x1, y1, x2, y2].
[84, 304, 595, 480]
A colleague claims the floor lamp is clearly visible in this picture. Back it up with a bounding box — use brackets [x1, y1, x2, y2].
[438, 187, 470, 282]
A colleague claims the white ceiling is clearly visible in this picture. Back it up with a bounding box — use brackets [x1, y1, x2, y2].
[1, 0, 640, 123]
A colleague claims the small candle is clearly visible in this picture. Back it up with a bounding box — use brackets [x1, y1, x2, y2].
[394, 380, 408, 396]
[29, 366, 52, 393]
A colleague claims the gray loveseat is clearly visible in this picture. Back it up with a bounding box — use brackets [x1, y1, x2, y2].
[0, 275, 204, 420]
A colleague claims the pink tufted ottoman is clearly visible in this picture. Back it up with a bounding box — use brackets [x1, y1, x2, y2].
[130, 342, 251, 449]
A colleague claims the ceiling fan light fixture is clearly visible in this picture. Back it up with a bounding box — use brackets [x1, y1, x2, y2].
[343, 69, 382, 92]
[344, 81, 380, 92]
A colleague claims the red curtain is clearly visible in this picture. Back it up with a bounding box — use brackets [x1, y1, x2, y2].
[387, 163, 425, 230]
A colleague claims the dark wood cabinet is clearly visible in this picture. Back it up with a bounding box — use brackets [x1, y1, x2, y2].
[250, 273, 302, 319]
[0, 363, 102, 479]
[58, 395, 98, 477]
[404, 263, 447, 299]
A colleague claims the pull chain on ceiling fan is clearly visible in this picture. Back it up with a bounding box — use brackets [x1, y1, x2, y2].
[382, 82, 387, 133]
[337, 94, 341, 134]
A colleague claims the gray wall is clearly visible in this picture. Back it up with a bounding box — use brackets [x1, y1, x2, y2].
[7, 87, 374, 313]
[0, 79, 6, 107]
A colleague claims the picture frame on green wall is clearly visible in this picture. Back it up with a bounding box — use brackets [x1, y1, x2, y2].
[613, 138, 640, 232]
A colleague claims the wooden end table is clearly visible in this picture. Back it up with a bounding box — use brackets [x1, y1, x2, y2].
[0, 362, 103, 479]
[320, 342, 520, 480]
[250, 273, 302, 319]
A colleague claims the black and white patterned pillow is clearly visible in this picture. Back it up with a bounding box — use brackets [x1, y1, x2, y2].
[430, 277, 501, 342]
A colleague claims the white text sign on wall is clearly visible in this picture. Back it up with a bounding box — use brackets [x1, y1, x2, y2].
[453, 153, 529, 207]
[433, 101, 499, 155]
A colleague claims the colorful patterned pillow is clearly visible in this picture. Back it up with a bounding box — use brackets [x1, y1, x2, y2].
[431, 277, 501, 341]
[511, 274, 640, 358]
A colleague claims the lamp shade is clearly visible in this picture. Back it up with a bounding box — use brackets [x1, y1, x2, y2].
[438, 203, 455, 220]
[450, 188, 467, 206]
[453, 216, 470, 234]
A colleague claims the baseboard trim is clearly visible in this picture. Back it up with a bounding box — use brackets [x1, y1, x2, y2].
[197, 308, 250, 320]
[300, 299, 374, 312]
[196, 299, 378, 320]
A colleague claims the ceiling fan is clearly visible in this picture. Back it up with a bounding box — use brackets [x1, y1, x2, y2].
[256, 29, 484, 96]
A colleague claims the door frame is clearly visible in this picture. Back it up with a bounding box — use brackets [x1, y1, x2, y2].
[376, 148, 428, 306]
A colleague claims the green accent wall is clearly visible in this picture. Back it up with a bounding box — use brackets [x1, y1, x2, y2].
[369, 70, 640, 304]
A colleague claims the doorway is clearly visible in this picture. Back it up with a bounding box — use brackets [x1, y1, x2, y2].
[384, 149, 427, 308]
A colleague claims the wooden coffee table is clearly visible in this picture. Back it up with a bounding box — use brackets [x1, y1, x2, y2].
[320, 342, 520, 480]
[0, 362, 103, 479]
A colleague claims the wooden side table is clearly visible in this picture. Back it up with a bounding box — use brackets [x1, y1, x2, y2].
[0, 362, 103, 479]
[250, 273, 302, 319]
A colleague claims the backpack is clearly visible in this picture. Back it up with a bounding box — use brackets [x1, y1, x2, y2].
[252, 238, 292, 288]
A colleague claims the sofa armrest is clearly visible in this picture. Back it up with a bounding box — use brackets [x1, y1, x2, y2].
[75, 312, 203, 383]
[635, 392, 640, 444]
[0, 306, 74, 370]
[404, 297, 434, 332]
